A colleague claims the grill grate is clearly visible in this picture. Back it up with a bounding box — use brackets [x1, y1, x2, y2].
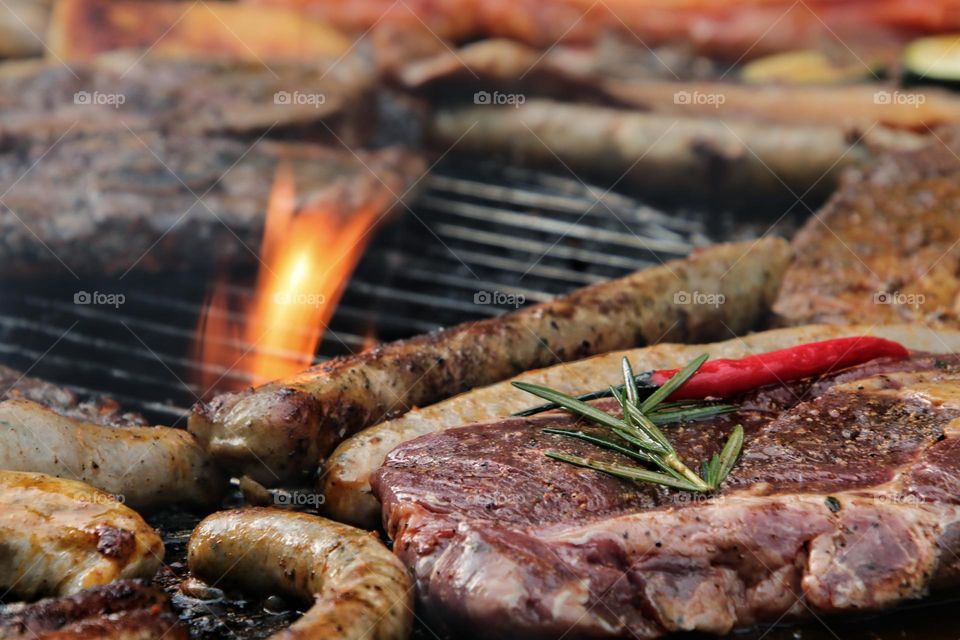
[0, 160, 717, 425]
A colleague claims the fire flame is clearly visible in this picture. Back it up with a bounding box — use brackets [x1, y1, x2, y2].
[195, 162, 381, 392]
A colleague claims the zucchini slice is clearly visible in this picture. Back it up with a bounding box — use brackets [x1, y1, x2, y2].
[904, 34, 960, 83]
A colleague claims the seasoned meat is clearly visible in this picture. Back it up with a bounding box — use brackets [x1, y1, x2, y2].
[0, 398, 223, 511]
[372, 337, 960, 638]
[0, 363, 144, 426]
[324, 323, 960, 528]
[0, 50, 374, 146]
[189, 237, 792, 485]
[0, 471, 163, 600]
[187, 508, 411, 640]
[251, 0, 960, 60]
[0, 131, 424, 278]
[429, 100, 926, 203]
[0, 580, 185, 640]
[774, 129, 960, 328]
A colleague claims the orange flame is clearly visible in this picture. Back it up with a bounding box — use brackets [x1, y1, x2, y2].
[195, 162, 382, 392]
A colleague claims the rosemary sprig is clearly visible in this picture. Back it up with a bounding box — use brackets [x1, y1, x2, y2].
[513, 355, 744, 492]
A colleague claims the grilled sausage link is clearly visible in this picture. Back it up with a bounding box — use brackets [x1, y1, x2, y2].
[0, 398, 224, 511]
[189, 237, 791, 484]
[0, 471, 164, 600]
[323, 323, 960, 528]
[187, 508, 412, 640]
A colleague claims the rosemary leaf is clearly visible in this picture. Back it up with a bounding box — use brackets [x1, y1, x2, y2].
[648, 404, 737, 425]
[545, 450, 703, 491]
[542, 429, 657, 465]
[716, 424, 745, 486]
[512, 381, 625, 431]
[622, 358, 640, 406]
[639, 353, 709, 413]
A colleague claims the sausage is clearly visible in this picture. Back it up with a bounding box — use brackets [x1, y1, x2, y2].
[0, 471, 164, 600]
[187, 508, 412, 640]
[0, 398, 224, 511]
[189, 237, 792, 484]
[322, 323, 960, 528]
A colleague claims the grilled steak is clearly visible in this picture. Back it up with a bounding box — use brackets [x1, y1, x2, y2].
[190, 237, 791, 485]
[0, 51, 374, 147]
[774, 129, 960, 328]
[373, 344, 960, 638]
[0, 580, 185, 640]
[0, 131, 423, 277]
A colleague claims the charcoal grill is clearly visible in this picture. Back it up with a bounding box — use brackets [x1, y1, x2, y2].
[7, 157, 949, 640]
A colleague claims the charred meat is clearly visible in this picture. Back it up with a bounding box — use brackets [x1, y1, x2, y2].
[0, 471, 163, 600]
[187, 508, 412, 640]
[190, 237, 791, 485]
[774, 129, 960, 328]
[0, 580, 185, 640]
[373, 337, 960, 638]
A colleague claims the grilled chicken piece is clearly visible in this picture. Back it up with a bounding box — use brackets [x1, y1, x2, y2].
[0, 580, 185, 640]
[0, 471, 164, 600]
[0, 398, 223, 511]
[187, 508, 412, 640]
[189, 237, 792, 485]
[774, 129, 960, 329]
[324, 323, 960, 528]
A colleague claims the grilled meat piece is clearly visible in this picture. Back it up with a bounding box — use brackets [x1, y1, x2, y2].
[189, 237, 792, 485]
[187, 508, 412, 640]
[429, 100, 926, 204]
[0, 50, 374, 146]
[400, 39, 960, 132]
[0, 398, 223, 511]
[0, 471, 163, 600]
[0, 580, 185, 640]
[774, 129, 960, 328]
[324, 323, 959, 528]
[0, 363, 145, 426]
[372, 334, 960, 638]
[250, 0, 960, 60]
[0, 131, 424, 278]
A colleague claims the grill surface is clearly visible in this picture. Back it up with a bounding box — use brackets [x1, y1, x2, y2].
[11, 159, 949, 640]
[0, 160, 732, 424]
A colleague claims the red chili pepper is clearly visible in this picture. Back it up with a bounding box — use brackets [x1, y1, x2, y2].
[649, 336, 910, 400]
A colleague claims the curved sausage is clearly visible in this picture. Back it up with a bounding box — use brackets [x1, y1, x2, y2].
[0, 398, 224, 511]
[189, 237, 792, 484]
[187, 508, 412, 640]
[0, 471, 164, 600]
[322, 323, 960, 528]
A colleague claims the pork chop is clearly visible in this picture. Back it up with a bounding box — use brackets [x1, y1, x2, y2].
[773, 128, 960, 328]
[373, 351, 960, 638]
